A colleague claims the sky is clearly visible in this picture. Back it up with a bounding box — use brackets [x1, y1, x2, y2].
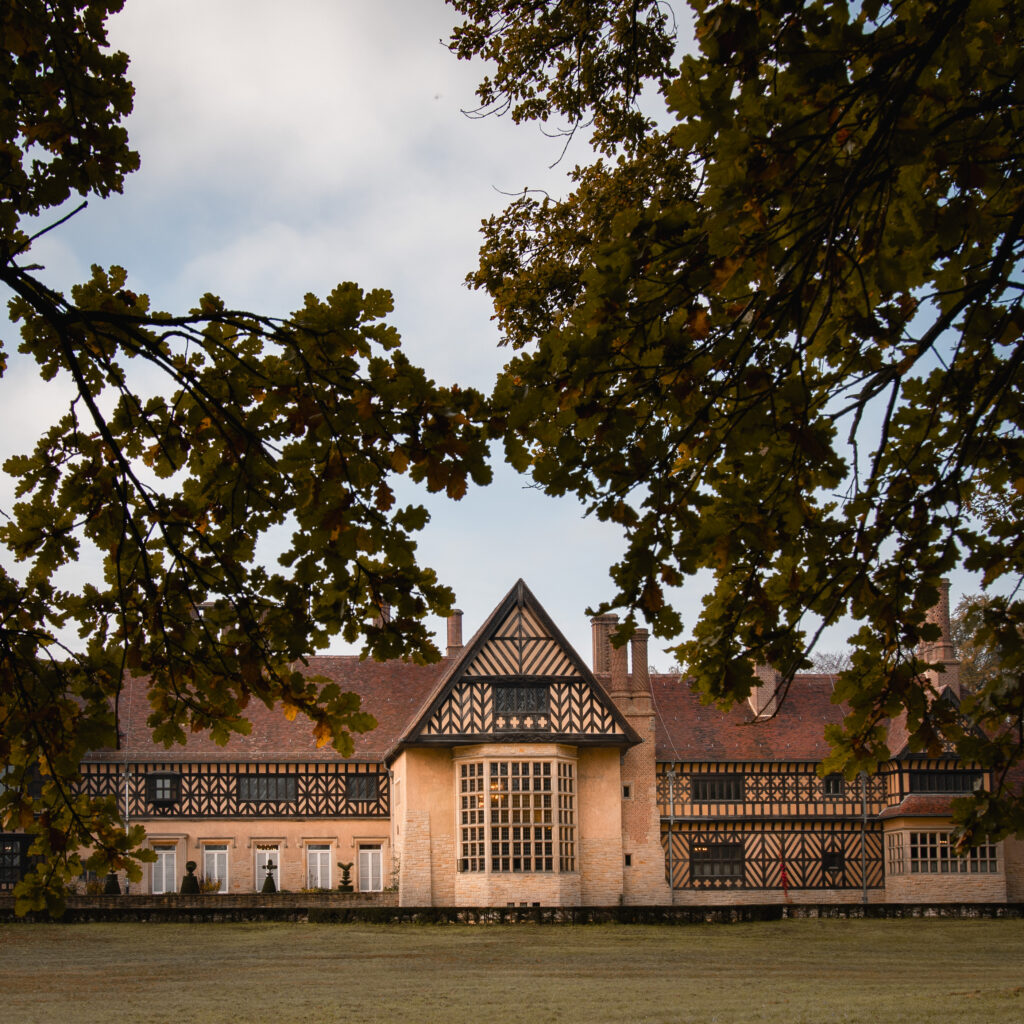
[0, 1, 983, 669]
[1, 0, 699, 667]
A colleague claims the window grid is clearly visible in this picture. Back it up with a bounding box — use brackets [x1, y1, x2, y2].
[887, 832, 905, 875]
[490, 761, 553, 872]
[558, 762, 575, 872]
[346, 774, 380, 802]
[690, 840, 744, 879]
[909, 832, 998, 874]
[908, 770, 983, 794]
[691, 774, 744, 802]
[237, 774, 297, 804]
[459, 762, 486, 872]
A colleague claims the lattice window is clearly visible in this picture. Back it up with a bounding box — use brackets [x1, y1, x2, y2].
[493, 685, 548, 715]
[237, 774, 297, 804]
[887, 832, 905, 875]
[558, 762, 575, 872]
[691, 774, 744, 802]
[459, 762, 486, 872]
[908, 770, 983, 793]
[490, 761, 553, 872]
[690, 840, 744, 881]
[909, 831, 998, 873]
[346, 774, 380, 802]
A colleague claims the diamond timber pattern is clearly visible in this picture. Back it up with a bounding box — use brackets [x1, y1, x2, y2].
[77, 763, 389, 819]
[411, 580, 637, 746]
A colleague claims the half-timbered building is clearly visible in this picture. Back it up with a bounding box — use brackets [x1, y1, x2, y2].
[5, 578, 1022, 904]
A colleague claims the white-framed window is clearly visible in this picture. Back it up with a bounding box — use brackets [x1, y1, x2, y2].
[203, 844, 229, 892]
[152, 844, 176, 894]
[254, 844, 280, 891]
[307, 844, 332, 890]
[358, 845, 382, 892]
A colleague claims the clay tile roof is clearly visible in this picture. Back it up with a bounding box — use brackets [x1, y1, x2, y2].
[649, 672, 846, 762]
[877, 794, 961, 819]
[89, 657, 447, 765]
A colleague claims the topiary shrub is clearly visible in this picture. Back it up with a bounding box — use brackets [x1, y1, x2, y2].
[337, 861, 353, 892]
[103, 871, 121, 895]
[261, 860, 277, 894]
[180, 860, 200, 894]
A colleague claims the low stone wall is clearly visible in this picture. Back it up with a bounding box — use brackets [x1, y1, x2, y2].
[2, 895, 1022, 924]
[0, 890, 397, 923]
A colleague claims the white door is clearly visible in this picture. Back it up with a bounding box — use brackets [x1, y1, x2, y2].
[203, 844, 228, 892]
[152, 845, 176, 894]
[358, 845, 382, 892]
[307, 845, 331, 889]
[255, 845, 280, 891]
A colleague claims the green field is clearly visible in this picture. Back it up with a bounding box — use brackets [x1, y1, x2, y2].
[2, 919, 1022, 1024]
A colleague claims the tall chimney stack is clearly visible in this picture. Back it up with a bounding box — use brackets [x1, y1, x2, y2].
[920, 580, 961, 697]
[446, 609, 463, 659]
[748, 663, 782, 718]
[630, 629, 652, 712]
[591, 614, 619, 675]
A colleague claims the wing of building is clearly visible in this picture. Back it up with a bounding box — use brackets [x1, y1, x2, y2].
[7, 578, 1022, 904]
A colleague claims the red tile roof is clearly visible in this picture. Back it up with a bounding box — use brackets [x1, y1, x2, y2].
[88, 657, 447, 764]
[877, 794, 961, 819]
[649, 673, 846, 762]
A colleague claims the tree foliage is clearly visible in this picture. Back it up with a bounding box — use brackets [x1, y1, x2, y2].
[451, 0, 1024, 838]
[1, 0, 490, 914]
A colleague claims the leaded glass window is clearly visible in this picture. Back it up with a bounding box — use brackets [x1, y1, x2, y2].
[690, 840, 744, 880]
[457, 759, 574, 874]
[237, 774, 297, 804]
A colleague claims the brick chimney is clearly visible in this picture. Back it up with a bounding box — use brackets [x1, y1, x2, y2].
[591, 614, 619, 674]
[446, 609, 463, 659]
[609, 634, 631, 704]
[919, 579, 961, 698]
[748, 663, 782, 718]
[629, 629, 652, 713]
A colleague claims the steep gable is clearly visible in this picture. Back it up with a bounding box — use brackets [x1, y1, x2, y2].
[394, 580, 640, 753]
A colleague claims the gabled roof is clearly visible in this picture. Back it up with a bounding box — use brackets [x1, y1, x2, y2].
[649, 673, 847, 762]
[390, 580, 640, 757]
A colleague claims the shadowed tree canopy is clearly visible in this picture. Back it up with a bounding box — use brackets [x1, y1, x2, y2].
[449, 0, 1024, 840]
[1, 0, 490, 914]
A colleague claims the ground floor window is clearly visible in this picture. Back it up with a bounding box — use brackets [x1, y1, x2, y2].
[152, 844, 176, 894]
[203, 844, 228, 892]
[307, 845, 332, 889]
[358, 845, 382, 892]
[690, 840, 744, 882]
[0, 835, 30, 890]
[908, 832, 998, 874]
[458, 759, 575, 874]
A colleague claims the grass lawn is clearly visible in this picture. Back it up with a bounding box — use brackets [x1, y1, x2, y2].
[1, 918, 1022, 1024]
